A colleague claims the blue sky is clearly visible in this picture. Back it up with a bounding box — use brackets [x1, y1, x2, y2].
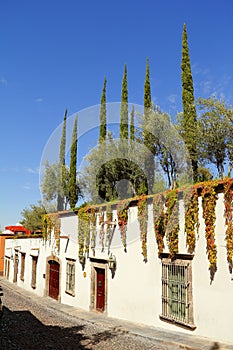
[0, 0, 232, 229]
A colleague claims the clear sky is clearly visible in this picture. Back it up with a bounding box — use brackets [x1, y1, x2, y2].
[0, 0, 232, 229]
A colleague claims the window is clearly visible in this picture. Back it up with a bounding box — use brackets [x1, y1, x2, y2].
[31, 256, 38, 289]
[20, 253, 25, 281]
[66, 260, 75, 296]
[160, 256, 195, 329]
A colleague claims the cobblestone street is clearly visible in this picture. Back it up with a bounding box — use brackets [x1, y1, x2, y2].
[0, 281, 167, 350]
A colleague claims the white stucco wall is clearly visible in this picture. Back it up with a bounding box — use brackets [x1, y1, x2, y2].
[4, 191, 233, 344]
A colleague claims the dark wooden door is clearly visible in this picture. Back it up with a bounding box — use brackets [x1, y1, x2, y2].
[13, 255, 18, 283]
[96, 268, 105, 312]
[49, 261, 60, 300]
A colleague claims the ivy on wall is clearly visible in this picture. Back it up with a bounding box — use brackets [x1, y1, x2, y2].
[153, 193, 166, 255]
[137, 194, 148, 262]
[201, 183, 217, 278]
[184, 186, 199, 254]
[39, 178, 233, 276]
[165, 189, 179, 257]
[78, 206, 93, 269]
[105, 203, 113, 250]
[42, 214, 53, 241]
[89, 207, 97, 256]
[224, 179, 233, 272]
[42, 213, 60, 250]
[117, 199, 129, 252]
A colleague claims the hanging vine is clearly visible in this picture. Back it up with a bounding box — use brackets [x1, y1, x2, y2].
[105, 204, 113, 250]
[137, 194, 148, 262]
[153, 193, 166, 255]
[42, 213, 60, 250]
[53, 213, 61, 250]
[165, 189, 179, 257]
[224, 179, 233, 272]
[78, 206, 92, 269]
[42, 214, 53, 241]
[184, 186, 199, 254]
[98, 206, 105, 252]
[89, 207, 97, 256]
[201, 183, 217, 277]
[117, 199, 129, 252]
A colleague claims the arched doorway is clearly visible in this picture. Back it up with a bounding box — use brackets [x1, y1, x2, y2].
[48, 259, 60, 300]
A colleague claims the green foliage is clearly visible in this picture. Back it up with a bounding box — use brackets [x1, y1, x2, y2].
[137, 194, 148, 262]
[153, 193, 166, 254]
[165, 190, 179, 257]
[41, 161, 59, 203]
[117, 199, 129, 252]
[180, 23, 198, 181]
[144, 58, 152, 110]
[196, 97, 233, 178]
[20, 201, 47, 233]
[82, 137, 148, 202]
[58, 109, 68, 211]
[143, 59, 154, 193]
[99, 77, 107, 144]
[201, 183, 217, 279]
[130, 105, 135, 143]
[41, 161, 69, 211]
[120, 64, 128, 140]
[69, 116, 80, 209]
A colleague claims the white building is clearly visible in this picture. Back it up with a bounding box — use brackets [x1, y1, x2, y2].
[4, 183, 233, 344]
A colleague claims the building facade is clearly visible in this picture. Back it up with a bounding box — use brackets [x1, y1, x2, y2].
[3, 185, 233, 344]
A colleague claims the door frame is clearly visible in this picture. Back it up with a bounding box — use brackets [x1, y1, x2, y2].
[90, 259, 108, 313]
[45, 255, 61, 302]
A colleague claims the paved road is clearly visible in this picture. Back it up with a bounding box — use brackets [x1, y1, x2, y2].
[0, 282, 166, 350]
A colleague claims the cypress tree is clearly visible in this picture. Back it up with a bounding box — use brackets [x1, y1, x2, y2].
[120, 64, 128, 139]
[130, 105, 135, 143]
[143, 59, 153, 193]
[57, 109, 67, 211]
[69, 116, 78, 209]
[99, 77, 107, 144]
[144, 59, 152, 111]
[181, 23, 198, 181]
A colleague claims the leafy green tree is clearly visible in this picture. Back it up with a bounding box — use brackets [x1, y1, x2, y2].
[20, 201, 47, 233]
[120, 64, 128, 140]
[99, 77, 107, 144]
[41, 161, 70, 211]
[69, 116, 80, 209]
[145, 109, 187, 189]
[180, 23, 198, 182]
[57, 109, 68, 211]
[81, 133, 148, 202]
[196, 97, 233, 178]
[41, 161, 59, 205]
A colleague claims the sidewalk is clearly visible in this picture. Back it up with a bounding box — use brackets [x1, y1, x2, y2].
[1, 277, 233, 350]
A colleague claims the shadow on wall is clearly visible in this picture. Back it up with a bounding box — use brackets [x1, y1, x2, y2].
[0, 307, 119, 349]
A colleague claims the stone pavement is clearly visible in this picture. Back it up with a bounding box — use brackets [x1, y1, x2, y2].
[1, 277, 233, 350]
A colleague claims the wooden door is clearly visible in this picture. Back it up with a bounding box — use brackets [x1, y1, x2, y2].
[13, 254, 18, 283]
[96, 268, 105, 312]
[49, 261, 60, 300]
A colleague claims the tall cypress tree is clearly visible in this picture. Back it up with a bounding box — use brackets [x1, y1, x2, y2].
[120, 64, 128, 140]
[130, 105, 135, 143]
[57, 109, 67, 211]
[69, 116, 78, 209]
[144, 59, 152, 111]
[143, 59, 153, 193]
[99, 77, 107, 144]
[181, 23, 198, 181]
